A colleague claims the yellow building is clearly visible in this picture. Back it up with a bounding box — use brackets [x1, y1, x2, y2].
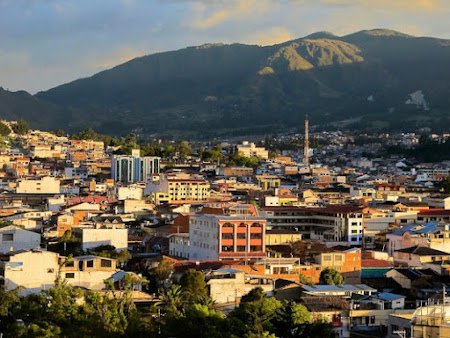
[145, 173, 210, 204]
[256, 174, 281, 191]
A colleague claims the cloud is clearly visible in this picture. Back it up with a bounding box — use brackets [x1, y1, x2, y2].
[245, 27, 294, 46]
[190, 0, 273, 30]
[292, 0, 442, 11]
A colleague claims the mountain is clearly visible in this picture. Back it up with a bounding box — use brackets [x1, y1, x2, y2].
[1, 29, 450, 137]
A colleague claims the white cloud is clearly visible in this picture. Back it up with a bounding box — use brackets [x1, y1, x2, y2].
[245, 27, 294, 46]
[190, 0, 273, 30]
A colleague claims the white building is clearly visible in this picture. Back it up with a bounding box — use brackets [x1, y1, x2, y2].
[0, 250, 59, 295]
[16, 176, 60, 194]
[117, 185, 144, 200]
[236, 141, 269, 159]
[75, 223, 128, 251]
[0, 226, 41, 253]
[169, 233, 190, 259]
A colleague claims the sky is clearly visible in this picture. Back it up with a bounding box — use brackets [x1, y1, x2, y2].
[0, 0, 449, 94]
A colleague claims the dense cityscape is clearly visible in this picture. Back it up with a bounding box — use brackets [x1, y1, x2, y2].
[1, 1, 449, 337]
[0, 118, 448, 337]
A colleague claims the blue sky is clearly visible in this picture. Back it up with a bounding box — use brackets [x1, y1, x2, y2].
[0, 0, 449, 93]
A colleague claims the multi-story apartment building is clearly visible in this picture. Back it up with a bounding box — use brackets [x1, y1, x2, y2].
[145, 173, 210, 204]
[236, 141, 269, 159]
[189, 213, 266, 261]
[262, 205, 365, 245]
[111, 152, 160, 183]
[16, 176, 60, 194]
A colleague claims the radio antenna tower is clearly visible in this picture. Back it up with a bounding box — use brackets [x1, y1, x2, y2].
[304, 115, 309, 166]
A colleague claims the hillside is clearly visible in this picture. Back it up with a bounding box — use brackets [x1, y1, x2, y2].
[1, 29, 449, 137]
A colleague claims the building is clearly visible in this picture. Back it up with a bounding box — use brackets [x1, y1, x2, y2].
[207, 269, 274, 305]
[314, 248, 362, 284]
[387, 222, 450, 256]
[393, 246, 450, 267]
[111, 152, 160, 183]
[216, 167, 254, 177]
[236, 141, 269, 159]
[302, 284, 376, 298]
[387, 305, 450, 338]
[168, 233, 190, 259]
[73, 222, 128, 251]
[145, 173, 210, 204]
[117, 185, 144, 200]
[16, 176, 60, 194]
[0, 226, 41, 253]
[262, 205, 365, 245]
[61, 255, 118, 290]
[189, 213, 266, 261]
[0, 250, 59, 295]
[256, 174, 281, 191]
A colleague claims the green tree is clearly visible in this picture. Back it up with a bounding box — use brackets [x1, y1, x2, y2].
[319, 268, 344, 285]
[231, 287, 282, 337]
[179, 269, 207, 304]
[177, 141, 192, 159]
[12, 119, 29, 135]
[162, 303, 229, 338]
[272, 301, 312, 338]
[154, 260, 174, 290]
[443, 176, 450, 194]
[0, 121, 11, 136]
[158, 284, 185, 317]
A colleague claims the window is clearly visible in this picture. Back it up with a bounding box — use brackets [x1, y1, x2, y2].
[101, 259, 112, 268]
[65, 273, 75, 279]
[237, 233, 246, 239]
[86, 260, 94, 268]
[65, 261, 74, 267]
[237, 246, 246, 252]
[47, 268, 54, 273]
[2, 234, 13, 242]
[323, 255, 332, 261]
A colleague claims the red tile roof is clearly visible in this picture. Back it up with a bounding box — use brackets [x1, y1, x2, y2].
[361, 259, 393, 268]
[418, 209, 450, 216]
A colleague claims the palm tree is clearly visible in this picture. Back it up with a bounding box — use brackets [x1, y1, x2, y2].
[157, 284, 184, 316]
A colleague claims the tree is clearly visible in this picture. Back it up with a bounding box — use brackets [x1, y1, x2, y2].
[154, 260, 174, 289]
[177, 141, 192, 159]
[272, 301, 312, 338]
[443, 176, 450, 194]
[0, 121, 11, 136]
[158, 284, 185, 317]
[319, 268, 344, 285]
[179, 269, 207, 304]
[231, 287, 282, 337]
[12, 119, 29, 135]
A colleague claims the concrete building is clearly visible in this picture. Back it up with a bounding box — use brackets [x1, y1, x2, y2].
[61, 255, 118, 290]
[0, 250, 59, 295]
[74, 223, 128, 251]
[262, 205, 365, 245]
[145, 173, 210, 204]
[168, 233, 190, 259]
[189, 214, 266, 261]
[117, 185, 144, 200]
[111, 153, 160, 183]
[207, 268, 274, 305]
[16, 176, 60, 194]
[236, 141, 269, 159]
[0, 226, 41, 253]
